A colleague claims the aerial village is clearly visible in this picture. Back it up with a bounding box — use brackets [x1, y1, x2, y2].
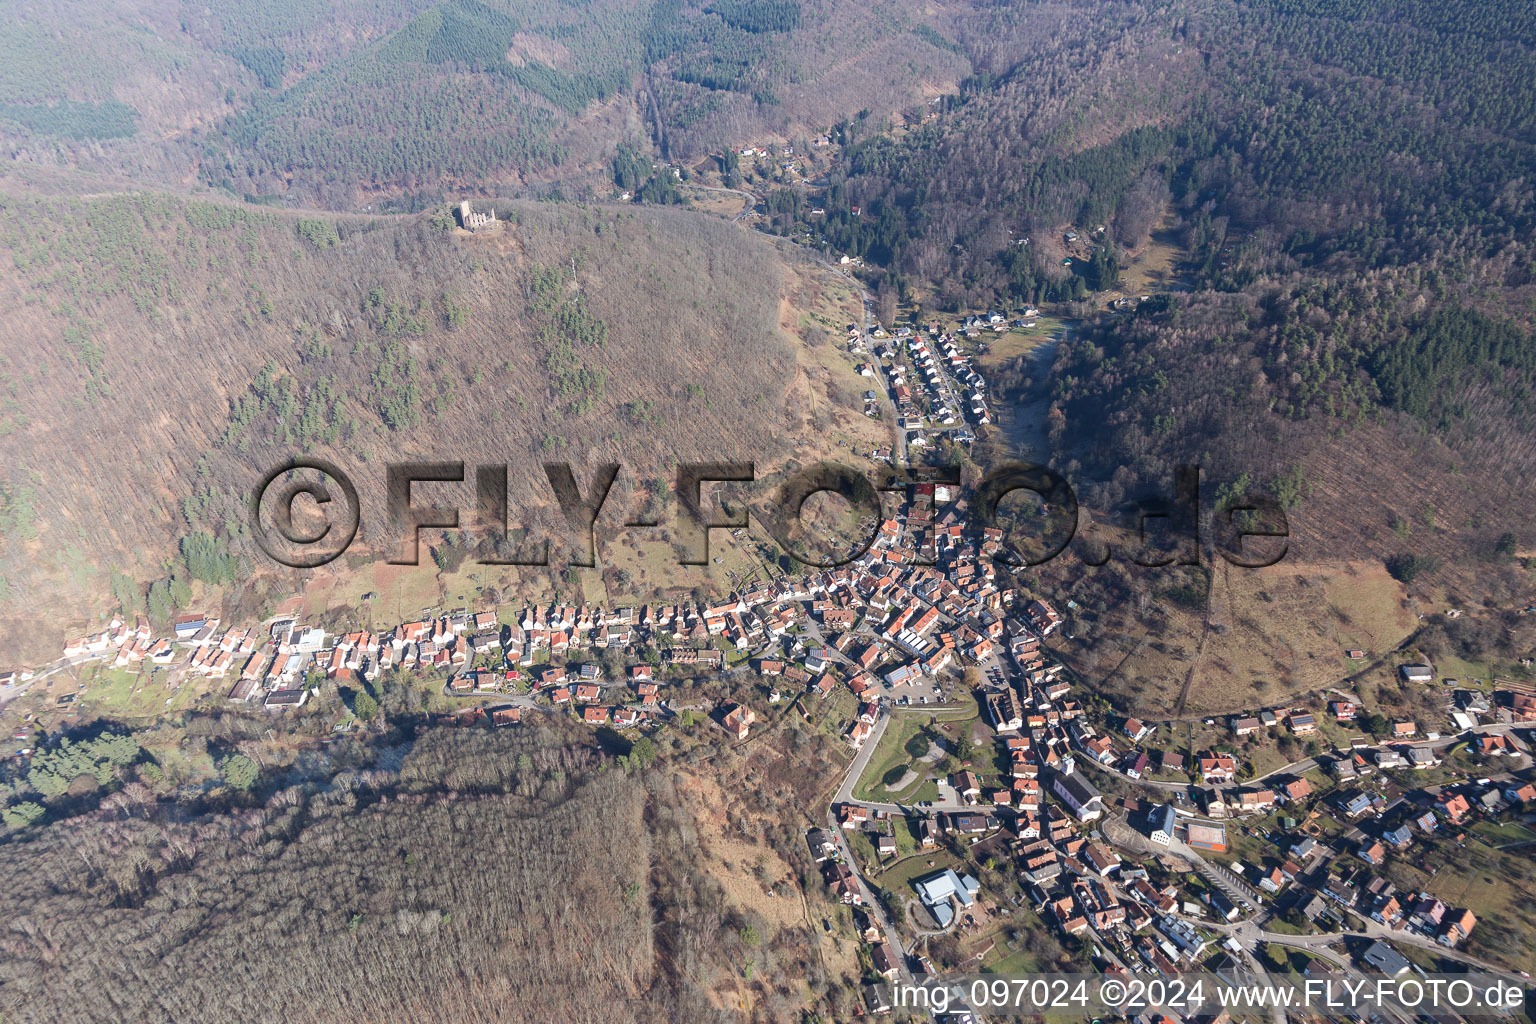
[8, 305, 1536, 1015]
[24, 461, 1536, 1008]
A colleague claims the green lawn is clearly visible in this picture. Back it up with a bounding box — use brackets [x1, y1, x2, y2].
[847, 829, 881, 873]
[980, 946, 1040, 975]
[875, 849, 961, 897]
[1430, 653, 1494, 686]
[893, 815, 922, 859]
[850, 699, 981, 801]
[1208, 826, 1272, 876]
[853, 715, 932, 801]
[75, 664, 206, 719]
[1471, 820, 1536, 848]
[886, 778, 940, 805]
[1265, 916, 1308, 936]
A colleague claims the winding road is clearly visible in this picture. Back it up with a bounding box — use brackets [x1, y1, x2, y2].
[1080, 720, 1528, 804]
[679, 182, 759, 223]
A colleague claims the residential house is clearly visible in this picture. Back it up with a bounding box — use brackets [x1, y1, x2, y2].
[1199, 753, 1238, 784]
[722, 704, 756, 741]
[1438, 909, 1476, 948]
[1436, 792, 1471, 824]
[1280, 777, 1312, 804]
[1337, 790, 1374, 817]
[1287, 711, 1317, 735]
[1363, 940, 1411, 976]
[871, 942, 900, 978]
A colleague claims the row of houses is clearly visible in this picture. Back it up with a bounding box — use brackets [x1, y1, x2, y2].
[31, 464, 1079, 737]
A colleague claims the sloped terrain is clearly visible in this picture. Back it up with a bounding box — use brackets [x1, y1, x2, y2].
[0, 0, 972, 207]
[0, 190, 857, 659]
[0, 727, 714, 1024]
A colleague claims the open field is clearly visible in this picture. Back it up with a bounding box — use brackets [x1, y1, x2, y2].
[680, 187, 753, 220]
[304, 560, 444, 627]
[1071, 559, 1417, 719]
[1399, 840, 1536, 974]
[1471, 820, 1536, 848]
[58, 663, 210, 722]
[975, 321, 1065, 370]
[980, 946, 1041, 974]
[1115, 217, 1190, 296]
[1194, 559, 1416, 715]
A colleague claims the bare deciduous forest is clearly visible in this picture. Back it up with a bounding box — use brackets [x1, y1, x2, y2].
[0, 0, 972, 208]
[0, 701, 861, 1023]
[0, 729, 693, 1021]
[3, 0, 1536, 1017]
[0, 191, 861, 659]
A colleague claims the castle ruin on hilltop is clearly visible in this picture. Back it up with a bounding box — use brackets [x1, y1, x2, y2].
[457, 200, 497, 231]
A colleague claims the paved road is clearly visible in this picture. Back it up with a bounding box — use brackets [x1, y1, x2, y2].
[1203, 914, 1528, 985]
[1088, 722, 1529, 802]
[824, 812, 941, 1023]
[1345, 919, 1529, 982]
[680, 182, 759, 222]
[824, 808, 913, 974]
[825, 706, 953, 1021]
[1172, 837, 1265, 907]
[836, 710, 891, 805]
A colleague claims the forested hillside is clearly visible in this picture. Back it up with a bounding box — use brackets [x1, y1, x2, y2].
[0, 720, 843, 1023]
[5, 0, 1535, 666]
[7, 0, 1532, 226]
[0, 189, 859, 660]
[764, 0, 1536, 568]
[768, 0, 1536, 303]
[1, 0, 970, 208]
[733, 0, 1536, 699]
